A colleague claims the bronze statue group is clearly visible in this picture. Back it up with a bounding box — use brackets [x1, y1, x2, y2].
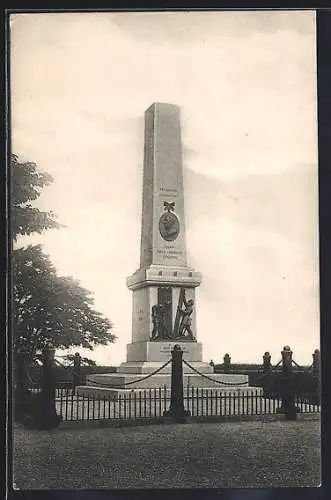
[151, 289, 196, 342]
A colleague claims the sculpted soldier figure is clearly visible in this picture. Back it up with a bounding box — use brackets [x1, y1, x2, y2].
[151, 304, 163, 340]
[178, 295, 195, 341]
[151, 301, 172, 340]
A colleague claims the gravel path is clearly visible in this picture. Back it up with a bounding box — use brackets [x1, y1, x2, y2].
[13, 419, 321, 489]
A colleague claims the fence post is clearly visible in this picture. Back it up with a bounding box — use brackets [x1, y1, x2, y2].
[72, 352, 82, 389]
[223, 353, 231, 373]
[15, 348, 31, 397]
[14, 348, 34, 423]
[163, 344, 190, 423]
[262, 352, 272, 374]
[312, 349, 320, 405]
[38, 346, 62, 430]
[277, 345, 298, 420]
[312, 349, 320, 376]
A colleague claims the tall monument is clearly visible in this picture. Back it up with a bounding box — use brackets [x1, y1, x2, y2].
[78, 103, 249, 393]
[124, 102, 205, 372]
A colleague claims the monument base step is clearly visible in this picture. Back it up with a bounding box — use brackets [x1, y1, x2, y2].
[83, 372, 249, 391]
[76, 384, 263, 401]
[117, 360, 213, 374]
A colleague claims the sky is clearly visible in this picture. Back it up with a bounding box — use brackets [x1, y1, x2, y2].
[10, 10, 319, 366]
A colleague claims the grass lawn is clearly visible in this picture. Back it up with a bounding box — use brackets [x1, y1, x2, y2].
[12, 419, 321, 489]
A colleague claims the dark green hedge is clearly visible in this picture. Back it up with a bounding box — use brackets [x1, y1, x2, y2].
[214, 366, 320, 405]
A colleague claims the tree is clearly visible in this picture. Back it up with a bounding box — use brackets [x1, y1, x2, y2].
[59, 355, 97, 367]
[12, 154, 115, 359]
[11, 154, 62, 240]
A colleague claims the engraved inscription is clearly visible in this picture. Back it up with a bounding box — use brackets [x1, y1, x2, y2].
[156, 248, 183, 260]
[160, 187, 178, 198]
[160, 187, 178, 193]
[160, 344, 189, 354]
[137, 308, 144, 321]
[157, 250, 183, 254]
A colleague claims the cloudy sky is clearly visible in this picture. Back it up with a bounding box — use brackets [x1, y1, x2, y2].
[11, 11, 319, 366]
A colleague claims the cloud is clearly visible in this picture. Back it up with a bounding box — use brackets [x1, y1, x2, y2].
[110, 11, 315, 45]
[185, 164, 318, 245]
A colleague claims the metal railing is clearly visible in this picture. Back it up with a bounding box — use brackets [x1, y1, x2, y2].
[29, 385, 320, 422]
